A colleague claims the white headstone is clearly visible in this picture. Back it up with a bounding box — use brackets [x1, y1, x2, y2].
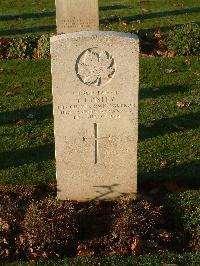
[55, 0, 99, 34]
[51, 31, 139, 201]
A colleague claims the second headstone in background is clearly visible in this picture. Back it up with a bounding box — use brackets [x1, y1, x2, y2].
[55, 0, 99, 34]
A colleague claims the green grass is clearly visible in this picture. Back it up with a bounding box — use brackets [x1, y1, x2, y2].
[0, 0, 55, 37]
[139, 56, 200, 185]
[0, 59, 55, 184]
[2, 253, 200, 266]
[0, 1, 200, 264]
[100, 0, 200, 34]
[0, 56, 199, 185]
[166, 190, 200, 251]
[0, 0, 199, 37]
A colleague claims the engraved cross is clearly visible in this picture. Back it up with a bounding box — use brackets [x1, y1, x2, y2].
[83, 123, 111, 164]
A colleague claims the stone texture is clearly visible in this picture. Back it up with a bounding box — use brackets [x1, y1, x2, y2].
[55, 0, 99, 34]
[51, 31, 139, 201]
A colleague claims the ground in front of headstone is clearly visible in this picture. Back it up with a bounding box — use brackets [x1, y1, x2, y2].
[0, 184, 193, 261]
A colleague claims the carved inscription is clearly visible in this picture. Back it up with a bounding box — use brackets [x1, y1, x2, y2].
[76, 48, 116, 87]
[62, 18, 97, 30]
[57, 89, 136, 120]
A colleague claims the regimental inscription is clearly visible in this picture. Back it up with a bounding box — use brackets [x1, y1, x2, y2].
[75, 48, 116, 87]
[62, 18, 97, 30]
[57, 89, 136, 120]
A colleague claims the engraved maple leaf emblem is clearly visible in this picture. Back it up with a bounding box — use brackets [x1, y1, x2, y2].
[76, 48, 116, 86]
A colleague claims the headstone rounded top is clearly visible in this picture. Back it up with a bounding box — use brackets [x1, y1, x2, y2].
[50, 31, 139, 43]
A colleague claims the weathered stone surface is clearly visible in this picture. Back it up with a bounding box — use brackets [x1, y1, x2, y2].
[51, 31, 139, 201]
[55, 0, 99, 34]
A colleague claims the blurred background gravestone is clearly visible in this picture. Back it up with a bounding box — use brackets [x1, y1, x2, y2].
[55, 0, 99, 33]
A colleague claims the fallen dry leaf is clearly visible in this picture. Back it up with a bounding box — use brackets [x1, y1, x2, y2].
[2, 248, 10, 258]
[176, 101, 192, 107]
[141, 53, 153, 58]
[173, 2, 184, 7]
[154, 29, 162, 39]
[77, 243, 94, 256]
[42, 133, 47, 140]
[160, 160, 168, 169]
[131, 237, 141, 255]
[165, 69, 177, 74]
[151, 100, 158, 105]
[16, 120, 27, 126]
[131, 26, 139, 33]
[122, 22, 127, 26]
[13, 83, 22, 90]
[158, 40, 165, 50]
[166, 51, 176, 57]
[194, 72, 200, 76]
[156, 50, 165, 56]
[158, 229, 172, 242]
[3, 238, 9, 245]
[0, 218, 10, 231]
[42, 251, 48, 258]
[4, 91, 15, 97]
[33, 50, 39, 59]
[142, 8, 149, 13]
[184, 58, 191, 65]
[35, 97, 48, 104]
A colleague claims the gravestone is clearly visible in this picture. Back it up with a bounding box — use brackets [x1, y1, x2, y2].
[55, 0, 99, 34]
[51, 31, 139, 201]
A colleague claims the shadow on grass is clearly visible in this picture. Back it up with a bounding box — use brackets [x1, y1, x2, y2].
[0, 143, 54, 169]
[100, 4, 130, 11]
[0, 25, 56, 36]
[139, 85, 188, 100]
[0, 103, 53, 126]
[100, 7, 200, 24]
[127, 7, 200, 22]
[138, 159, 200, 188]
[101, 20, 200, 35]
[0, 5, 128, 22]
[100, 20, 200, 35]
[138, 21, 200, 34]
[0, 11, 55, 21]
[1, 7, 199, 23]
[139, 111, 200, 141]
